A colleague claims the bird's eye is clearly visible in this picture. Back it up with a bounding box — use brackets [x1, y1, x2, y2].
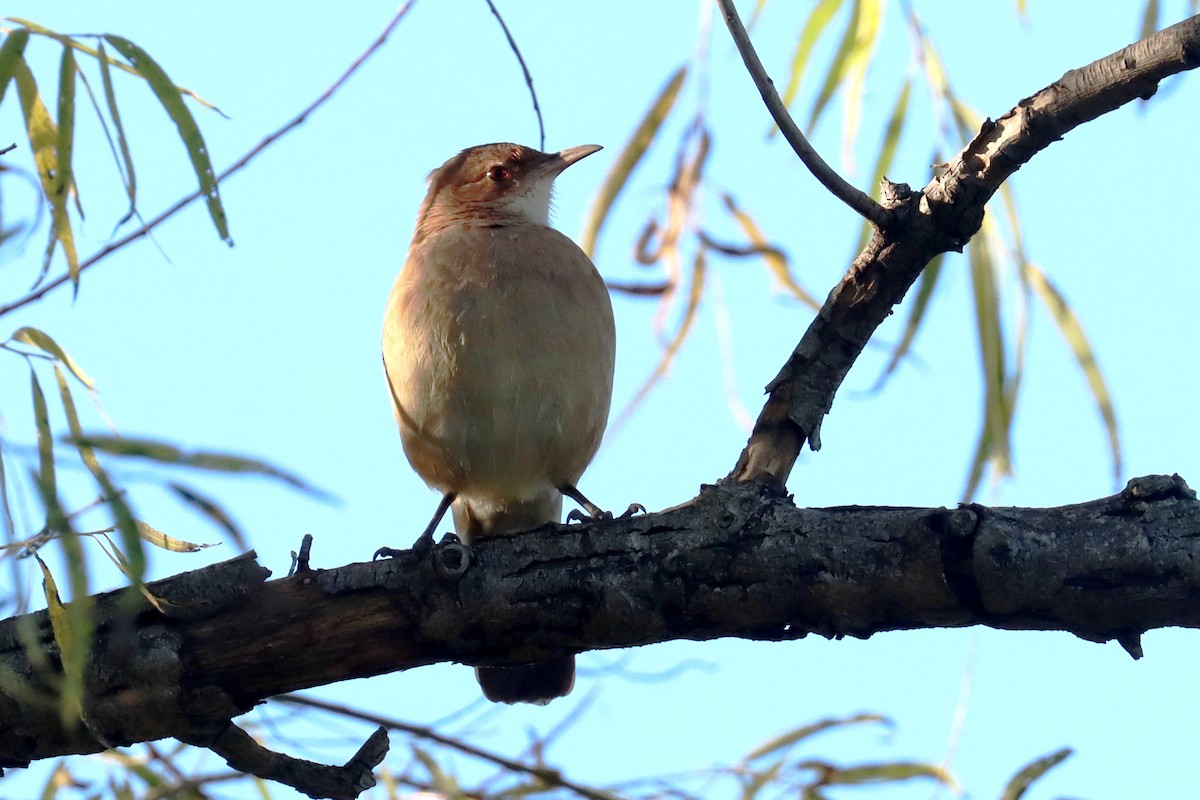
[486, 165, 511, 182]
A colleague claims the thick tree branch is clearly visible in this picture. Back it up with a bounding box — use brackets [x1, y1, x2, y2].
[715, 0, 888, 226]
[1, 474, 1198, 769]
[726, 14, 1200, 484]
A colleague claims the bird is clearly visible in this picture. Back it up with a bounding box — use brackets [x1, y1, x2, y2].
[380, 142, 615, 704]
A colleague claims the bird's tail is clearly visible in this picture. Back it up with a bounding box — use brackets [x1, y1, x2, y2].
[476, 656, 575, 705]
[454, 491, 575, 705]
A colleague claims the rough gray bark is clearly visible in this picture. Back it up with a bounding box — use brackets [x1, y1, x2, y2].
[2, 474, 1198, 769]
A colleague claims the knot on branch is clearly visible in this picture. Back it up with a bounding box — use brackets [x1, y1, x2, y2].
[1121, 474, 1195, 503]
[929, 505, 985, 613]
[699, 480, 792, 537]
[431, 537, 472, 581]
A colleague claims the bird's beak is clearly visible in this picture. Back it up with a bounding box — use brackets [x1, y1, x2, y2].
[548, 144, 603, 173]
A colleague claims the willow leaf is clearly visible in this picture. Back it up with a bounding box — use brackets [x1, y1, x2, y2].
[97, 40, 137, 225]
[1025, 263, 1122, 482]
[0, 28, 30, 106]
[12, 326, 96, 389]
[34, 555, 88, 729]
[103, 35, 230, 243]
[745, 714, 889, 762]
[871, 253, 943, 389]
[777, 0, 844, 119]
[54, 367, 145, 581]
[580, 65, 686, 259]
[14, 57, 78, 290]
[1000, 748, 1072, 800]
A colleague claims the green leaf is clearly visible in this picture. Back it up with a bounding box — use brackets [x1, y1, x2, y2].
[723, 193, 819, 309]
[1139, 0, 1159, 40]
[11, 326, 96, 389]
[580, 65, 686, 259]
[777, 0, 844, 117]
[34, 553, 91, 730]
[962, 225, 1012, 501]
[7, 18, 225, 111]
[69, 435, 330, 498]
[13, 56, 79, 291]
[411, 745, 460, 795]
[1025, 263, 1122, 483]
[38, 760, 75, 800]
[96, 40, 137, 226]
[747, 0, 770, 29]
[807, 0, 882, 135]
[744, 714, 890, 762]
[610, 247, 706, 432]
[854, 77, 911, 254]
[836, 0, 883, 166]
[54, 366, 145, 581]
[871, 253, 943, 389]
[808, 760, 957, 788]
[741, 758, 785, 800]
[0, 441, 15, 545]
[30, 371, 89, 628]
[30, 369, 57, 508]
[103, 35, 231, 244]
[56, 45, 79, 221]
[0, 28, 31, 106]
[168, 482, 247, 549]
[1000, 747, 1072, 800]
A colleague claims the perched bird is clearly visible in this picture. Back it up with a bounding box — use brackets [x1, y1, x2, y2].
[381, 142, 615, 704]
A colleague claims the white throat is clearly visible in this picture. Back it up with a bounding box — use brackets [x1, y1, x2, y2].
[507, 179, 554, 225]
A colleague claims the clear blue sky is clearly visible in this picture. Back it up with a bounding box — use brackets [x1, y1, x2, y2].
[2, 2, 1198, 797]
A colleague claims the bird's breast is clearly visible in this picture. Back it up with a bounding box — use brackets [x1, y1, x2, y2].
[383, 224, 615, 501]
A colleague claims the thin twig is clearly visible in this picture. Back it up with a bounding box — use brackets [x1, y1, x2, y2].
[274, 694, 617, 800]
[0, 1, 418, 320]
[484, 0, 546, 151]
[714, 0, 888, 227]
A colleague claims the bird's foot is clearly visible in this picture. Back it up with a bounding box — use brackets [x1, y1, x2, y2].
[374, 492, 458, 560]
[373, 528, 435, 561]
[566, 502, 646, 524]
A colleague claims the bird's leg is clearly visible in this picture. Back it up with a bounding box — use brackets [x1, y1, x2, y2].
[561, 484, 645, 524]
[374, 491, 457, 559]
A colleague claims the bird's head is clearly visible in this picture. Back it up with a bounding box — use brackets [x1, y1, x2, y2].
[414, 142, 601, 237]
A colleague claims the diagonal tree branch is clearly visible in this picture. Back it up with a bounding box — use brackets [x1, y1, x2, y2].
[1, 474, 1198, 768]
[725, 13, 1200, 485]
[715, 0, 888, 226]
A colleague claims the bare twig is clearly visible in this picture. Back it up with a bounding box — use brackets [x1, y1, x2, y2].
[714, 0, 888, 227]
[275, 694, 616, 800]
[183, 720, 386, 800]
[0, 1, 418, 320]
[484, 0, 546, 151]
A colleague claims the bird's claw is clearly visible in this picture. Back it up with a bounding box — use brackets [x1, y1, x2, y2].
[566, 502, 646, 524]
[373, 527, 437, 561]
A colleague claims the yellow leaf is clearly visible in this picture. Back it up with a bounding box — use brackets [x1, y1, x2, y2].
[134, 520, 211, 553]
[12, 326, 96, 389]
[580, 65, 686, 259]
[34, 555, 90, 730]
